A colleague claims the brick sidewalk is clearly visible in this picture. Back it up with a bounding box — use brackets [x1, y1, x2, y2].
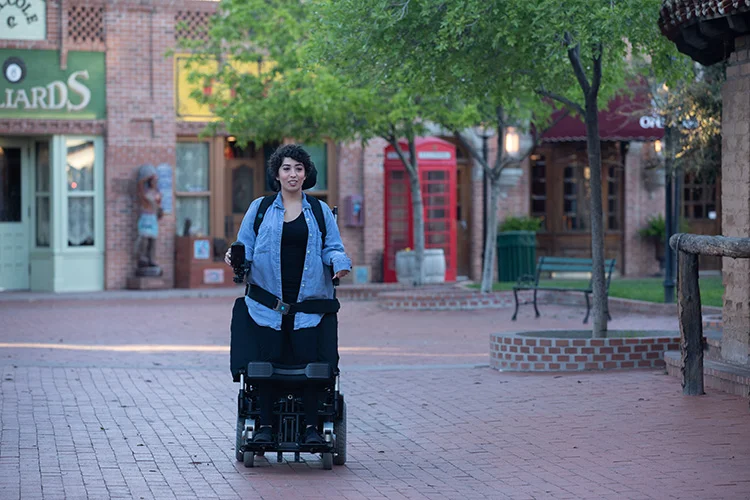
[1, 297, 748, 499]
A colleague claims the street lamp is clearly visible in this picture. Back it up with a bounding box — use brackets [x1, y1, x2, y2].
[473, 125, 494, 266]
[505, 127, 520, 156]
[661, 127, 677, 304]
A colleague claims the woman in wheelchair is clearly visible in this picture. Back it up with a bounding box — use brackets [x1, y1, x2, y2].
[227, 144, 351, 447]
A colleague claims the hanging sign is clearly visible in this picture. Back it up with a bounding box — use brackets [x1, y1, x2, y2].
[0, 49, 105, 119]
[0, 0, 46, 41]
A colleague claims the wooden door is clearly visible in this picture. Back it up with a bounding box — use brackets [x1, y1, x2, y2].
[225, 154, 264, 239]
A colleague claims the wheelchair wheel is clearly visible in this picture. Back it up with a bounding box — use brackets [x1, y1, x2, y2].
[243, 451, 255, 468]
[333, 400, 346, 466]
[321, 452, 333, 470]
[235, 416, 244, 462]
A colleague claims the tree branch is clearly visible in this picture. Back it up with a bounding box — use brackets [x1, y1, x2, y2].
[390, 0, 411, 21]
[590, 42, 603, 98]
[453, 131, 493, 178]
[493, 107, 506, 172]
[565, 33, 591, 97]
[536, 88, 584, 115]
[384, 125, 415, 176]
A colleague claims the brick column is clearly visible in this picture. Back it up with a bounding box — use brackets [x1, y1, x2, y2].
[104, 2, 177, 289]
[623, 142, 664, 277]
[720, 35, 750, 365]
[363, 139, 387, 282]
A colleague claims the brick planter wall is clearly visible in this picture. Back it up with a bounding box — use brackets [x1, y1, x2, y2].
[379, 290, 514, 310]
[490, 333, 681, 371]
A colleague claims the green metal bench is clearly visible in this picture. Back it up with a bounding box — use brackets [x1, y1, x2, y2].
[511, 256, 617, 324]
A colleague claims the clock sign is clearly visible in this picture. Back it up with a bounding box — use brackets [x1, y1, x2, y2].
[3, 57, 25, 84]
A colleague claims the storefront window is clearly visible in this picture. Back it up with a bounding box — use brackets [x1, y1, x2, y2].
[606, 166, 622, 230]
[66, 139, 96, 246]
[562, 163, 590, 231]
[35, 141, 51, 247]
[176, 142, 211, 235]
[529, 154, 547, 230]
[684, 171, 718, 220]
[300, 143, 327, 191]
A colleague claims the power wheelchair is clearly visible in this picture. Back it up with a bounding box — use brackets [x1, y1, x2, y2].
[229, 242, 347, 469]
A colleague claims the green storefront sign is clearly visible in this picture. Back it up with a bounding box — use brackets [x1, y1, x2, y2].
[0, 49, 105, 119]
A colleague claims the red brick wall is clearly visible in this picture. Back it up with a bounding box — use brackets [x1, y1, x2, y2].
[336, 142, 365, 272]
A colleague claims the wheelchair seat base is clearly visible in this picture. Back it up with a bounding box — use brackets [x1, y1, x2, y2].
[245, 362, 334, 382]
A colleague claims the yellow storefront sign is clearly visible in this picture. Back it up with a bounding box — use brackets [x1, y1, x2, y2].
[174, 54, 274, 122]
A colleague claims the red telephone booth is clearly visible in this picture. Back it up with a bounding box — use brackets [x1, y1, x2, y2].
[383, 137, 457, 283]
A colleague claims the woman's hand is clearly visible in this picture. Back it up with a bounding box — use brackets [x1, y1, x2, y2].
[224, 248, 232, 266]
[333, 269, 349, 280]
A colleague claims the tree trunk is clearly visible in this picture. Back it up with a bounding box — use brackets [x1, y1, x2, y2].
[677, 251, 704, 395]
[407, 165, 426, 286]
[583, 96, 608, 338]
[480, 179, 501, 293]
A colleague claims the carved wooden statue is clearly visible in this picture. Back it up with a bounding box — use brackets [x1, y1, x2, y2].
[135, 164, 163, 276]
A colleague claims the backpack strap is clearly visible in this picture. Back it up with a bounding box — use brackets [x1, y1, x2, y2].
[306, 194, 327, 247]
[253, 195, 276, 236]
[253, 193, 327, 248]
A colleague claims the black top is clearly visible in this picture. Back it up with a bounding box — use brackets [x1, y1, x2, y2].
[281, 213, 308, 303]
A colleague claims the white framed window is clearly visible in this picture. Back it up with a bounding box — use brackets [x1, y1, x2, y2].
[65, 138, 97, 247]
[176, 141, 211, 236]
[34, 141, 51, 248]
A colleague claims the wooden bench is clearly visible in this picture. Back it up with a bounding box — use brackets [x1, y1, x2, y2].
[511, 256, 617, 323]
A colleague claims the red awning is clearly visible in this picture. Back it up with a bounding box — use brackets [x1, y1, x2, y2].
[541, 92, 664, 142]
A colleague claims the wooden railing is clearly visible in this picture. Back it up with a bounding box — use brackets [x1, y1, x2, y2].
[669, 234, 750, 395]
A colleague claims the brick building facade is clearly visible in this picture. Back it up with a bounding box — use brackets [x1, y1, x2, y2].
[0, 0, 720, 293]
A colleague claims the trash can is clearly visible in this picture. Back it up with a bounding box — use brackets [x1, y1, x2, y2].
[496, 231, 537, 282]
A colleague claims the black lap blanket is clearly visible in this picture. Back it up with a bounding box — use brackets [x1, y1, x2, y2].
[229, 297, 339, 382]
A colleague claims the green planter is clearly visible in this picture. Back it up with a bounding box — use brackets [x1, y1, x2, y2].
[497, 230, 537, 282]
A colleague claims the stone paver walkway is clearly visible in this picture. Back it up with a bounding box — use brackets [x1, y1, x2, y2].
[0, 296, 748, 499]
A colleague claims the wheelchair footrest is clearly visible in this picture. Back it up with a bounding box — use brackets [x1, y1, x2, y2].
[243, 442, 334, 454]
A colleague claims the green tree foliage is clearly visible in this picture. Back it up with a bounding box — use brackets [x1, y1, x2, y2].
[314, 0, 690, 337]
[175, 0, 373, 144]
[179, 0, 473, 285]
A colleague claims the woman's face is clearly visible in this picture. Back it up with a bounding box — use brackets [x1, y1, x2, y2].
[276, 157, 307, 193]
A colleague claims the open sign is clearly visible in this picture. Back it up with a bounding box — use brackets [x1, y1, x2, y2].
[639, 115, 664, 129]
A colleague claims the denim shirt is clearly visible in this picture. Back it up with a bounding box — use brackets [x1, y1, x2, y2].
[237, 192, 352, 330]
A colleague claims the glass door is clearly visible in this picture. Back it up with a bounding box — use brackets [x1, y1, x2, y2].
[0, 141, 29, 290]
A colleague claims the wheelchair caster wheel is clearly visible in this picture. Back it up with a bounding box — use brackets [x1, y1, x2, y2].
[243, 451, 254, 468]
[322, 452, 333, 470]
[277, 451, 283, 463]
[294, 452, 301, 462]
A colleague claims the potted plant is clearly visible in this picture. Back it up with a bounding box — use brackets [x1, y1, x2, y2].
[638, 214, 689, 269]
[496, 215, 543, 282]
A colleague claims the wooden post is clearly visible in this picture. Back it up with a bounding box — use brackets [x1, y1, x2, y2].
[677, 251, 704, 395]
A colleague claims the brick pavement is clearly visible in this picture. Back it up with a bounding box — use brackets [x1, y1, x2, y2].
[1, 296, 749, 499]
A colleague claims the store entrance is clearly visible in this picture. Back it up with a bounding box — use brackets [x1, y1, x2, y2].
[223, 140, 265, 239]
[0, 140, 30, 290]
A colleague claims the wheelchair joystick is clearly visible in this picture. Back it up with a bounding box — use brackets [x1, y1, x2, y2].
[230, 241, 248, 284]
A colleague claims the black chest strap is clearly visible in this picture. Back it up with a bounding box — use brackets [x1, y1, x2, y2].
[248, 284, 340, 316]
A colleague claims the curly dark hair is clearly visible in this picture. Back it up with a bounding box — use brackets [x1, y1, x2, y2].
[266, 144, 315, 192]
